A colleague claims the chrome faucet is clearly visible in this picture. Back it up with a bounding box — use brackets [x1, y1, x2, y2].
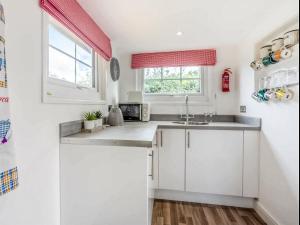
[181, 95, 194, 124]
[185, 95, 189, 124]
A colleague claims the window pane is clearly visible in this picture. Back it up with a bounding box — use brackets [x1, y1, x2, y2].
[144, 79, 162, 94]
[76, 62, 93, 88]
[144, 66, 203, 95]
[144, 68, 161, 79]
[182, 66, 200, 78]
[49, 24, 75, 57]
[161, 80, 181, 94]
[76, 44, 93, 66]
[162, 67, 180, 79]
[49, 47, 75, 83]
[181, 79, 201, 93]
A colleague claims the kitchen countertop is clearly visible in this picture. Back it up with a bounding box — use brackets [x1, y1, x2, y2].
[60, 121, 261, 148]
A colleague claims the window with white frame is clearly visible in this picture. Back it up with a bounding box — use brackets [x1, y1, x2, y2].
[48, 23, 95, 89]
[43, 14, 106, 104]
[143, 66, 205, 96]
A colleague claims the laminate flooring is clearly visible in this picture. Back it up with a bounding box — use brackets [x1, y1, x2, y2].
[152, 200, 267, 225]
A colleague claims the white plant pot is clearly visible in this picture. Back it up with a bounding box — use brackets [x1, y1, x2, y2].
[84, 120, 95, 130]
[94, 119, 103, 127]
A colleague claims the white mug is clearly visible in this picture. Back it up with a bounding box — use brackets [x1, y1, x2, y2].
[259, 45, 272, 59]
[282, 88, 294, 101]
[283, 29, 299, 48]
[272, 38, 284, 52]
[281, 48, 292, 59]
[250, 60, 263, 71]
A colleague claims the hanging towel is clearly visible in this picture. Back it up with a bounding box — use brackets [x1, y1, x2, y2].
[0, 1, 19, 196]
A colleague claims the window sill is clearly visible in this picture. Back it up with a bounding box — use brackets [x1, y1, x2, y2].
[43, 95, 106, 105]
[146, 101, 212, 106]
[144, 94, 212, 106]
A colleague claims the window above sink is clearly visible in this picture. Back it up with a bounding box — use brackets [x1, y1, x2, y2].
[136, 66, 212, 106]
[143, 66, 205, 96]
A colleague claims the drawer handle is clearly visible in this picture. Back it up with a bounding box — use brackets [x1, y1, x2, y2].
[160, 130, 163, 147]
[148, 151, 154, 180]
[187, 131, 191, 149]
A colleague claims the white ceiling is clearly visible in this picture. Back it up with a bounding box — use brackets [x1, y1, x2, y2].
[78, 0, 299, 54]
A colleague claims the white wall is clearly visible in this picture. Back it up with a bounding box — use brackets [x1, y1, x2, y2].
[237, 14, 299, 225]
[118, 45, 239, 115]
[0, 0, 118, 225]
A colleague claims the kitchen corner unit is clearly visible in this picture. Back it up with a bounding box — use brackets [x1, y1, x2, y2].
[60, 119, 260, 225]
[60, 124, 158, 225]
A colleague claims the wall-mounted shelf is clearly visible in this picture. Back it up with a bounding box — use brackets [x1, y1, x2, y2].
[254, 20, 299, 91]
[258, 67, 299, 90]
[256, 45, 299, 89]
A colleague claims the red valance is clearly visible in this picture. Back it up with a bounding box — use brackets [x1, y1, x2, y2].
[40, 0, 112, 61]
[131, 49, 217, 69]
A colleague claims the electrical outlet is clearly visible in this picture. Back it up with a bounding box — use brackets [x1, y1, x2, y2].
[240, 105, 247, 113]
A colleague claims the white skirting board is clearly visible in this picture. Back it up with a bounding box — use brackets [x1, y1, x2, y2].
[254, 202, 280, 225]
[155, 189, 255, 208]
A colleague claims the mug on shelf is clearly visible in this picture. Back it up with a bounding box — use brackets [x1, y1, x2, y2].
[272, 38, 284, 52]
[252, 92, 262, 102]
[262, 56, 273, 66]
[250, 60, 263, 71]
[281, 48, 293, 59]
[250, 61, 257, 70]
[284, 89, 294, 101]
[283, 29, 299, 48]
[264, 89, 276, 101]
[260, 45, 272, 58]
[270, 50, 282, 62]
[274, 88, 292, 101]
[276, 87, 294, 101]
[258, 89, 269, 101]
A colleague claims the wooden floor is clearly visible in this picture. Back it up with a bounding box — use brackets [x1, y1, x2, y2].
[152, 200, 267, 225]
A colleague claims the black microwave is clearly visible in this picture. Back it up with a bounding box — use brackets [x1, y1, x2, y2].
[119, 103, 142, 121]
[114, 103, 150, 122]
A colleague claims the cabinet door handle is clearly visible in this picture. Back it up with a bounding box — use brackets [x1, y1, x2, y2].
[153, 131, 158, 146]
[187, 131, 191, 149]
[160, 130, 163, 147]
[148, 151, 154, 180]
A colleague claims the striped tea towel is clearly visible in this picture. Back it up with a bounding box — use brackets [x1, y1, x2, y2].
[0, 1, 19, 196]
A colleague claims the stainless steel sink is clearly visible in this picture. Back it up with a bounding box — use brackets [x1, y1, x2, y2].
[174, 95, 209, 126]
[188, 121, 209, 126]
[172, 121, 186, 125]
[172, 121, 209, 126]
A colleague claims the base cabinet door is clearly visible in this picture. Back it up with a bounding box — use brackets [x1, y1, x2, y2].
[60, 144, 149, 225]
[186, 130, 244, 196]
[158, 129, 186, 191]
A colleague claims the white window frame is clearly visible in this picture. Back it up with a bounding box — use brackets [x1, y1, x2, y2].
[137, 67, 214, 106]
[42, 13, 107, 104]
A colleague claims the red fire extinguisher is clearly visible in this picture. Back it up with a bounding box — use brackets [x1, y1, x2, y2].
[222, 68, 232, 92]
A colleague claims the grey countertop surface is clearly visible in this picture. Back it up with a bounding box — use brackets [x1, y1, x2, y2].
[60, 121, 261, 148]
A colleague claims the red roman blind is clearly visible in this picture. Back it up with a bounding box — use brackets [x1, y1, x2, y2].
[131, 49, 217, 69]
[40, 0, 112, 60]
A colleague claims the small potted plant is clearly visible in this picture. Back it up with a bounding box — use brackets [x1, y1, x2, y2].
[83, 112, 96, 130]
[94, 111, 103, 127]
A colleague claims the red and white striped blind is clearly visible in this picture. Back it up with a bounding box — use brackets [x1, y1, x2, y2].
[40, 0, 112, 60]
[131, 49, 217, 69]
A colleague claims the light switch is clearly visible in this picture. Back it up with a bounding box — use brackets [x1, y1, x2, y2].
[240, 105, 247, 113]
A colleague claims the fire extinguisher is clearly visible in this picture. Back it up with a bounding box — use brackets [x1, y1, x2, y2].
[222, 68, 232, 92]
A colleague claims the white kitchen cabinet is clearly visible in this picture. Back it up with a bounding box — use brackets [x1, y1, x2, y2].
[152, 133, 159, 190]
[243, 131, 260, 198]
[60, 144, 153, 225]
[158, 129, 186, 191]
[186, 130, 244, 196]
[147, 142, 159, 225]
